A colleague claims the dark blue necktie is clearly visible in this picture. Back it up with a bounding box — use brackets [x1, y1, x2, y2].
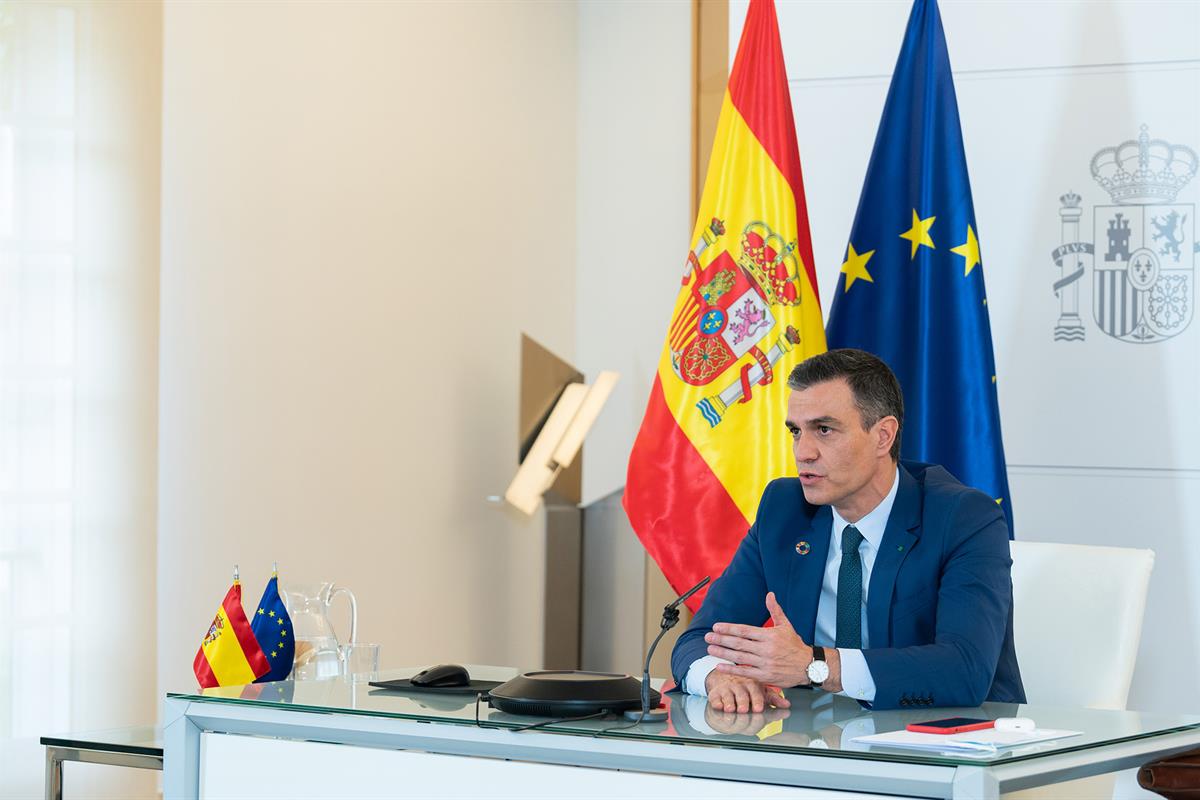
[836, 525, 864, 649]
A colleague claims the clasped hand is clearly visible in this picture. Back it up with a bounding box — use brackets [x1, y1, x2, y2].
[704, 592, 812, 712]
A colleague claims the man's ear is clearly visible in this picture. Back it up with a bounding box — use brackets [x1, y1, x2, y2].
[875, 416, 899, 457]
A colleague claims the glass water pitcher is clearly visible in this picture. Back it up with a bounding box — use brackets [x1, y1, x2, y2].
[281, 581, 358, 680]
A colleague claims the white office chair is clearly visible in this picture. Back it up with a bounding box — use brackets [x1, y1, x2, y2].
[1009, 540, 1154, 711]
[1004, 541, 1157, 800]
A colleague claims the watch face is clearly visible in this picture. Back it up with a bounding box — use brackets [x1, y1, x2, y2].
[807, 659, 830, 684]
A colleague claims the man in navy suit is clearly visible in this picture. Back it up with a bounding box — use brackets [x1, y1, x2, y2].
[671, 349, 1024, 712]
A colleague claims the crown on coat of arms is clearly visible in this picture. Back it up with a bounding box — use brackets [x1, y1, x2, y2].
[738, 221, 802, 306]
[1090, 125, 1198, 205]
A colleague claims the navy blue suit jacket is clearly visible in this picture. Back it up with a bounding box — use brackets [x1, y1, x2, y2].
[671, 462, 1025, 710]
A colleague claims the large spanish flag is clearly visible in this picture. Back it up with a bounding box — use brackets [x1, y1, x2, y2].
[624, 0, 825, 612]
[193, 579, 271, 688]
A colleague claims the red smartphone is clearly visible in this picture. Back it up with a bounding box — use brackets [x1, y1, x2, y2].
[906, 717, 995, 735]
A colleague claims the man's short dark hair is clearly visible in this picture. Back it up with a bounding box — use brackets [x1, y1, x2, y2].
[786, 349, 904, 461]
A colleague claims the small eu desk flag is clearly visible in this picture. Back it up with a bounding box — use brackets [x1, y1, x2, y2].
[250, 568, 295, 683]
[825, 0, 1013, 534]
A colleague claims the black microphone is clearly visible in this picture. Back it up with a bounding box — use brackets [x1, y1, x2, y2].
[667, 575, 711, 612]
[623, 575, 711, 723]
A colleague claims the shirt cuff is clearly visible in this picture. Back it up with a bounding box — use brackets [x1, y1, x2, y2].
[682, 694, 721, 735]
[839, 716, 877, 751]
[684, 655, 732, 696]
[836, 649, 876, 704]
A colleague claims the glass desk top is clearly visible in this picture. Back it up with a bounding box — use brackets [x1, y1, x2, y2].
[41, 726, 162, 756]
[167, 666, 1200, 768]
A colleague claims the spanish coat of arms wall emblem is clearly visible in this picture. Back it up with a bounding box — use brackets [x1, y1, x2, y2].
[1052, 126, 1197, 344]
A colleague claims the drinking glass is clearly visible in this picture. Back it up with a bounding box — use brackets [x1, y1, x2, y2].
[341, 643, 381, 682]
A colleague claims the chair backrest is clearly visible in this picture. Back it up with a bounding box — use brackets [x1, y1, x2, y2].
[1009, 540, 1154, 711]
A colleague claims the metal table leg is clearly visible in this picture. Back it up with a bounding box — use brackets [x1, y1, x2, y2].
[41, 744, 162, 800]
[44, 746, 64, 800]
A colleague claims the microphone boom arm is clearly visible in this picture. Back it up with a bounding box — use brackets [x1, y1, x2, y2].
[636, 576, 711, 721]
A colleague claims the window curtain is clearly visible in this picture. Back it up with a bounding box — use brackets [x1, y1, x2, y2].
[0, 2, 159, 796]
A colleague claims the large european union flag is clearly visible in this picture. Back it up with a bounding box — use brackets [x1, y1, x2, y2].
[250, 573, 295, 682]
[825, 0, 1013, 534]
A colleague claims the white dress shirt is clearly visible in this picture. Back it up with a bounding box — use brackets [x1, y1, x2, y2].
[685, 468, 901, 705]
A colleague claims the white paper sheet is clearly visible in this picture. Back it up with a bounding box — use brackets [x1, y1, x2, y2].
[850, 727, 1083, 754]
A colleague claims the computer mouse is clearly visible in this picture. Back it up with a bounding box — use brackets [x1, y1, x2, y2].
[410, 664, 470, 688]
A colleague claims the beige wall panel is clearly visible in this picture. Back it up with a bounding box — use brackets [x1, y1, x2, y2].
[158, 0, 578, 693]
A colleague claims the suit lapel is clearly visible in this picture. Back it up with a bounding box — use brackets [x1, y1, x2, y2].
[786, 504, 831, 643]
[866, 466, 922, 648]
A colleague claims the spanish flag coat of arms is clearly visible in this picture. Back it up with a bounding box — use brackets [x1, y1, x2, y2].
[193, 577, 270, 689]
[625, 0, 826, 611]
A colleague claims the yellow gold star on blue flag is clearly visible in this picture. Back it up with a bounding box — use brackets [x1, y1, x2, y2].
[825, 0, 1013, 535]
[899, 210, 936, 258]
[840, 244, 876, 292]
[952, 225, 981, 276]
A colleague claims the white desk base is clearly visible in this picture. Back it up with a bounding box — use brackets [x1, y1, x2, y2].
[200, 733, 885, 799]
[164, 697, 1200, 800]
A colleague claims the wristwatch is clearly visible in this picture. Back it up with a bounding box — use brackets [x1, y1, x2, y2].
[806, 646, 830, 688]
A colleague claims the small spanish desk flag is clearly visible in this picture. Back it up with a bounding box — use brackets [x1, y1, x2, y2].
[193, 567, 270, 689]
[624, 0, 826, 611]
[824, 0, 1013, 533]
[250, 566, 295, 683]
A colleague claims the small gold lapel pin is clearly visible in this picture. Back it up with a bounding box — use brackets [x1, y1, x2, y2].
[795, 541, 811, 555]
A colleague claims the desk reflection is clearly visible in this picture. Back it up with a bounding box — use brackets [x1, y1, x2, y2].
[672, 689, 878, 750]
[670, 688, 1025, 754]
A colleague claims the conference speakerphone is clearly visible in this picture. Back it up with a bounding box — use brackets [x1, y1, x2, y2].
[486, 670, 660, 717]
[484, 576, 705, 721]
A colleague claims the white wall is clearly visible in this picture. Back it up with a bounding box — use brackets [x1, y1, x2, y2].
[576, 0, 693, 505]
[730, 0, 1200, 713]
[574, 0, 692, 672]
[158, 0, 578, 695]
